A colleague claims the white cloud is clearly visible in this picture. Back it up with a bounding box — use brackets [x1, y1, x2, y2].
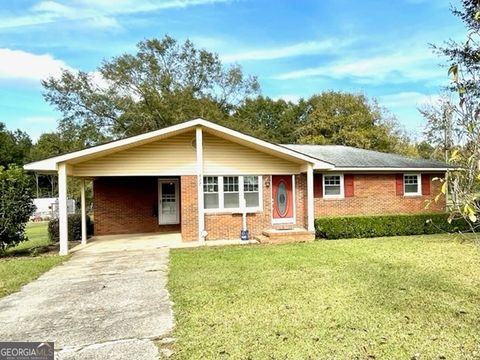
[221, 39, 348, 62]
[0, 0, 231, 30]
[275, 48, 445, 85]
[379, 91, 442, 108]
[272, 94, 302, 103]
[378, 91, 440, 108]
[0, 48, 73, 81]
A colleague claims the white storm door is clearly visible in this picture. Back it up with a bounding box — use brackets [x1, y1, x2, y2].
[158, 179, 179, 225]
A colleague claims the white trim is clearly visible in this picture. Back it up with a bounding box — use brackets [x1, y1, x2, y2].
[403, 173, 422, 196]
[24, 118, 328, 172]
[196, 126, 205, 243]
[271, 175, 295, 224]
[58, 163, 68, 255]
[307, 164, 315, 232]
[325, 167, 449, 172]
[323, 173, 345, 199]
[80, 179, 87, 245]
[203, 175, 263, 214]
[158, 179, 180, 225]
[290, 175, 297, 225]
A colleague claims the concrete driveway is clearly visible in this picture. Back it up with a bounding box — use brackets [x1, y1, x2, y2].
[0, 237, 175, 359]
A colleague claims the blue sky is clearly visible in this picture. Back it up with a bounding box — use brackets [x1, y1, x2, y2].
[0, 0, 464, 141]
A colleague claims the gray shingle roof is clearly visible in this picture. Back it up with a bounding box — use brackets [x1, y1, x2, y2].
[281, 144, 448, 169]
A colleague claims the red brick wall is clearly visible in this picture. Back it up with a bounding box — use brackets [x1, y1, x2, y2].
[180, 175, 198, 241]
[204, 175, 308, 240]
[93, 173, 442, 240]
[93, 177, 181, 235]
[314, 173, 445, 217]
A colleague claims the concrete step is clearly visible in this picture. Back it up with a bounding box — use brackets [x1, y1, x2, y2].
[261, 228, 315, 244]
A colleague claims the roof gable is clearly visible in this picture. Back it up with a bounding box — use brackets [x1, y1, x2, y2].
[25, 119, 332, 172]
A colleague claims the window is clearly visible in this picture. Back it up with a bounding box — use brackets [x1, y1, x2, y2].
[223, 176, 239, 208]
[323, 174, 344, 199]
[244, 176, 259, 207]
[203, 176, 219, 209]
[404, 174, 421, 196]
[203, 176, 262, 212]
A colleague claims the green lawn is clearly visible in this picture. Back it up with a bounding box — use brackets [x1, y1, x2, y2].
[168, 234, 480, 359]
[0, 222, 66, 298]
[4, 222, 51, 256]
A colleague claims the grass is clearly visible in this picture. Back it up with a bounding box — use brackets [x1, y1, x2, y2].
[168, 234, 480, 359]
[4, 222, 51, 257]
[0, 222, 67, 298]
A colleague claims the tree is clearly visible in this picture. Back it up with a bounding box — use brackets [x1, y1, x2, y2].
[295, 92, 415, 154]
[419, 96, 455, 161]
[0, 165, 35, 252]
[415, 141, 436, 160]
[0, 122, 32, 167]
[233, 96, 307, 143]
[42, 36, 259, 142]
[429, 0, 480, 236]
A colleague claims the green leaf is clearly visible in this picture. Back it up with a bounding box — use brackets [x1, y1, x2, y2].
[475, 11, 480, 20]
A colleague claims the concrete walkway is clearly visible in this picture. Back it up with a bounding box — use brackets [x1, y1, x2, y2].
[0, 237, 176, 360]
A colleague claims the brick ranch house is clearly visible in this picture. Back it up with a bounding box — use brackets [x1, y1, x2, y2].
[24, 118, 448, 255]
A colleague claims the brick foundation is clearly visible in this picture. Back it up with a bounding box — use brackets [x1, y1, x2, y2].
[314, 173, 445, 217]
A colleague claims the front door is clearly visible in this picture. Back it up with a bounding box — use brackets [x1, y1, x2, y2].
[272, 175, 294, 223]
[158, 179, 179, 225]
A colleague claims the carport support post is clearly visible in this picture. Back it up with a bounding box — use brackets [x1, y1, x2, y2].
[196, 126, 205, 244]
[58, 163, 69, 255]
[81, 179, 87, 245]
[307, 163, 315, 233]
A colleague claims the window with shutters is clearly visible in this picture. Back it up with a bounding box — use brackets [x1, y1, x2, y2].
[403, 174, 422, 196]
[323, 174, 344, 199]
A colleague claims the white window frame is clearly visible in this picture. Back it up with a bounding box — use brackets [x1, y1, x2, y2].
[323, 173, 344, 199]
[203, 175, 263, 213]
[403, 173, 422, 196]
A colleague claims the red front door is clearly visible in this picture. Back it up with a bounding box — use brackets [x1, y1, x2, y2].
[272, 175, 294, 221]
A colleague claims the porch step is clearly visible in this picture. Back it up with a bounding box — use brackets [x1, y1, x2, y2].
[259, 228, 315, 244]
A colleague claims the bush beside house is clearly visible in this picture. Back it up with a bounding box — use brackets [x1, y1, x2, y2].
[0, 165, 35, 252]
[48, 214, 93, 242]
[315, 213, 471, 239]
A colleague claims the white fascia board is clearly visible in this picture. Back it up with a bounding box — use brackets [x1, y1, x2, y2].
[319, 167, 450, 172]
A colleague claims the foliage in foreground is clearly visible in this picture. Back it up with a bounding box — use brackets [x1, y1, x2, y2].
[0, 166, 35, 252]
[426, 0, 480, 235]
[168, 236, 480, 359]
[315, 213, 470, 239]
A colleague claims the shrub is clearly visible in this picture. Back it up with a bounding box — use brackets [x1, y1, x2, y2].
[315, 213, 471, 240]
[0, 165, 35, 252]
[48, 214, 93, 242]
